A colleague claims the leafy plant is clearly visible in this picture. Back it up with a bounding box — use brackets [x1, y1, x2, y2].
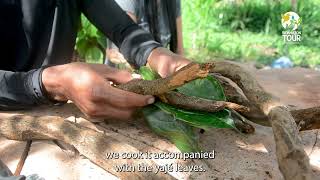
[140, 66, 236, 152]
[75, 15, 107, 63]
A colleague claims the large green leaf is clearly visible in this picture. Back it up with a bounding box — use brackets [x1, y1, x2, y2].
[143, 106, 200, 152]
[155, 102, 235, 129]
[139, 66, 236, 152]
[138, 66, 235, 129]
[177, 76, 226, 101]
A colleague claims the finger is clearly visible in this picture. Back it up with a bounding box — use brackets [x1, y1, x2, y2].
[106, 69, 133, 84]
[91, 64, 134, 84]
[92, 85, 155, 108]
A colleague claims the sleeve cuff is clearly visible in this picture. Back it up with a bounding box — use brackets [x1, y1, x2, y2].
[119, 27, 162, 68]
[26, 67, 63, 105]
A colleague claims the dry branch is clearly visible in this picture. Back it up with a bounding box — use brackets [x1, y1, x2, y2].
[0, 115, 173, 180]
[212, 74, 268, 121]
[211, 74, 250, 106]
[215, 75, 320, 131]
[230, 110, 255, 134]
[209, 60, 313, 180]
[159, 91, 249, 113]
[117, 62, 213, 95]
[292, 107, 320, 131]
[14, 140, 32, 176]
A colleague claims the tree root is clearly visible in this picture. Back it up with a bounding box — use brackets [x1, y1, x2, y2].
[0, 115, 174, 180]
[209, 60, 314, 180]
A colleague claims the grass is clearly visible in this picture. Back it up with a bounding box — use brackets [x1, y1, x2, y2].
[75, 0, 320, 68]
[182, 0, 320, 68]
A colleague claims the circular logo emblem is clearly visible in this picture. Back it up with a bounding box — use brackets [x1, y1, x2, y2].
[281, 12, 301, 31]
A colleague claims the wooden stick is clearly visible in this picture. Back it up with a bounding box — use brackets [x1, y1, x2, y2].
[14, 140, 32, 176]
[159, 91, 249, 113]
[230, 109, 255, 134]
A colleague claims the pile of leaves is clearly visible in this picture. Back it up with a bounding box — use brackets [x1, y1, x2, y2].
[139, 67, 237, 152]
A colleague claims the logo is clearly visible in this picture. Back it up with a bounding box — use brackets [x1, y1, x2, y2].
[281, 12, 302, 42]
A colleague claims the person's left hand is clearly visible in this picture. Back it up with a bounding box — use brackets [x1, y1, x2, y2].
[146, 47, 191, 77]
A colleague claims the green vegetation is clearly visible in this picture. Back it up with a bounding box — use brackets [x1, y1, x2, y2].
[140, 67, 235, 152]
[75, 0, 320, 67]
[75, 15, 106, 64]
[182, 0, 320, 67]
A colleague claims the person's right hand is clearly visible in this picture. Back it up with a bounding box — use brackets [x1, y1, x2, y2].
[41, 62, 155, 121]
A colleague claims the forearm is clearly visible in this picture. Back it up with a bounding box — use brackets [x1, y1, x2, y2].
[0, 69, 49, 110]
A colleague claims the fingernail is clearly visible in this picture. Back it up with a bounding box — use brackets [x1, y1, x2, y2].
[147, 97, 155, 104]
[132, 73, 141, 79]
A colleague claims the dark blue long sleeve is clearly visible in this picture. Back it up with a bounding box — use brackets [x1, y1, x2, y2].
[0, 0, 161, 110]
[80, 0, 161, 67]
[0, 69, 48, 110]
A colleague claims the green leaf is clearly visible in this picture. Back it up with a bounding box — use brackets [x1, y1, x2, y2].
[139, 66, 236, 152]
[85, 47, 103, 60]
[143, 105, 200, 152]
[155, 102, 235, 129]
[177, 76, 226, 101]
[139, 66, 160, 80]
[97, 32, 107, 49]
[75, 38, 89, 58]
[139, 66, 235, 129]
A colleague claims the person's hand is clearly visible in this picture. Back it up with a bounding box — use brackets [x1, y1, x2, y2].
[146, 47, 191, 77]
[41, 62, 155, 120]
[106, 49, 127, 64]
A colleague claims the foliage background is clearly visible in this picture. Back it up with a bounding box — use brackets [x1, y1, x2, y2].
[182, 0, 320, 68]
[75, 0, 320, 68]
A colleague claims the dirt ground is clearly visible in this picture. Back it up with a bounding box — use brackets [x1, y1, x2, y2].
[0, 66, 320, 180]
